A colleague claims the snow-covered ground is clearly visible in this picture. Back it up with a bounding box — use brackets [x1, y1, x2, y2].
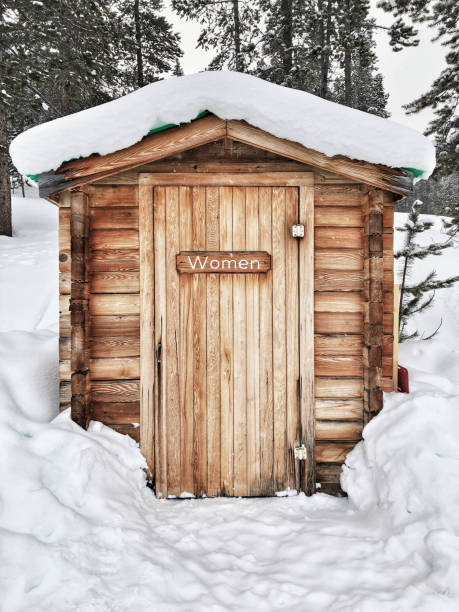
[0, 197, 458, 611]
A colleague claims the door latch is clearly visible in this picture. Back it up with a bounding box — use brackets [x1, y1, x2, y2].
[294, 444, 307, 460]
[290, 224, 305, 239]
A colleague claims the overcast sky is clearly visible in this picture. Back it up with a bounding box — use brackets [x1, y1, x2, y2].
[164, 1, 446, 135]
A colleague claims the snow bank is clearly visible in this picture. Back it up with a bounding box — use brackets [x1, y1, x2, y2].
[342, 340, 459, 603]
[10, 71, 435, 179]
[343, 341, 459, 525]
[0, 196, 58, 332]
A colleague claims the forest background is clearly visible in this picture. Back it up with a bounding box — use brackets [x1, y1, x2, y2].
[1, 0, 457, 232]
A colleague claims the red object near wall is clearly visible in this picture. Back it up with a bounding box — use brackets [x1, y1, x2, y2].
[398, 366, 410, 393]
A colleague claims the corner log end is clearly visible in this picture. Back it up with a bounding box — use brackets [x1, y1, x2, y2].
[69, 191, 90, 429]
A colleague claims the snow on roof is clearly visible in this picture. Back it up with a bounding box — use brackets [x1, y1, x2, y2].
[10, 71, 436, 179]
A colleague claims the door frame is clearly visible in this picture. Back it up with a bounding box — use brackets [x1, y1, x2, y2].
[138, 172, 315, 495]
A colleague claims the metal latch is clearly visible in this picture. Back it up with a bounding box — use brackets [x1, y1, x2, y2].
[156, 341, 162, 363]
[290, 224, 305, 238]
[294, 444, 307, 460]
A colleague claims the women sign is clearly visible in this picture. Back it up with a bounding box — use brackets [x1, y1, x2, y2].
[176, 251, 271, 274]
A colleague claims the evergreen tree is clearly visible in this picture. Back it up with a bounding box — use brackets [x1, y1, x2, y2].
[399, 174, 459, 215]
[378, 0, 459, 176]
[443, 201, 459, 240]
[171, 0, 261, 72]
[173, 59, 184, 77]
[1, 0, 124, 233]
[333, 0, 389, 117]
[256, 0, 389, 116]
[116, 0, 182, 90]
[395, 200, 459, 341]
[257, 0, 337, 96]
[1, 0, 182, 234]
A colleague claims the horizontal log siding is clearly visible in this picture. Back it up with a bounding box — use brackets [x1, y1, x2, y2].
[60, 157, 396, 495]
[87, 185, 140, 433]
[313, 184, 364, 479]
[313, 185, 395, 492]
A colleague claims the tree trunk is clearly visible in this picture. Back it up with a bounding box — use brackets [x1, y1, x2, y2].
[134, 0, 144, 88]
[232, 0, 243, 72]
[319, 0, 333, 99]
[344, 0, 352, 106]
[398, 251, 409, 336]
[281, 0, 293, 80]
[0, 101, 12, 237]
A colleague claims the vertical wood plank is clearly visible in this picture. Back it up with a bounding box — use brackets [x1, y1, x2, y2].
[272, 187, 287, 492]
[285, 187, 300, 491]
[165, 186, 181, 496]
[179, 186, 194, 495]
[299, 185, 315, 495]
[206, 186, 221, 496]
[232, 186, 247, 497]
[258, 187, 274, 495]
[220, 186, 234, 495]
[192, 186, 207, 496]
[70, 190, 90, 428]
[153, 186, 167, 497]
[245, 187, 260, 495]
[139, 177, 154, 476]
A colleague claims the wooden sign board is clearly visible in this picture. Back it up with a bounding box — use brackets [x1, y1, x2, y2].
[176, 251, 271, 274]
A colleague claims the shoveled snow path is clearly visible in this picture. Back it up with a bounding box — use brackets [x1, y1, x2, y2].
[36, 489, 435, 611]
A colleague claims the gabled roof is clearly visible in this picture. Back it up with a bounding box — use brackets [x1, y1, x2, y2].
[9, 72, 435, 195]
[36, 116, 416, 197]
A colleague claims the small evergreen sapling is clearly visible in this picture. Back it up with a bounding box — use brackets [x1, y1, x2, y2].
[395, 200, 459, 341]
[443, 200, 459, 241]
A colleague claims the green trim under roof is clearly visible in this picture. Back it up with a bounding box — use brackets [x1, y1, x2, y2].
[146, 110, 209, 136]
[402, 167, 424, 178]
[27, 110, 425, 185]
[27, 110, 211, 184]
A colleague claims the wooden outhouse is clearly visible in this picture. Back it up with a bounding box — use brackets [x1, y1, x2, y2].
[28, 76, 422, 497]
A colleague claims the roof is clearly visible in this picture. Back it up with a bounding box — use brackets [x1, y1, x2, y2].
[10, 71, 435, 181]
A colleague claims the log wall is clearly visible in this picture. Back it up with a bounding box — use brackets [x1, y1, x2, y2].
[58, 140, 396, 495]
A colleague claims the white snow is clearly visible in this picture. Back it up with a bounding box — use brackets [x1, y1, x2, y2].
[1, 196, 459, 610]
[0, 196, 58, 332]
[10, 71, 436, 180]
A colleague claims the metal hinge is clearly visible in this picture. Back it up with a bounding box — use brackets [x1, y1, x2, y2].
[290, 224, 305, 239]
[294, 444, 307, 461]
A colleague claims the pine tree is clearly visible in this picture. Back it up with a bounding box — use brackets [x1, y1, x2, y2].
[333, 0, 389, 117]
[378, 0, 459, 177]
[171, 0, 261, 72]
[256, 0, 389, 117]
[116, 0, 182, 90]
[257, 0, 337, 96]
[395, 200, 459, 340]
[1, 0, 182, 234]
[443, 201, 459, 240]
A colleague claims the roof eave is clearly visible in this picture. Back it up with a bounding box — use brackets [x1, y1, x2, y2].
[38, 116, 414, 198]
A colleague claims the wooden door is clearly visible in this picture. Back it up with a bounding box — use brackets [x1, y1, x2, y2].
[139, 174, 314, 498]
